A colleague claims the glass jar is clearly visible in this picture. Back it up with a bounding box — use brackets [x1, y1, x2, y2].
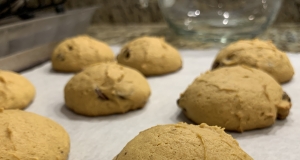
[158, 0, 282, 43]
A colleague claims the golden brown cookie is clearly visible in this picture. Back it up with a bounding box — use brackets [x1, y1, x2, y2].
[212, 39, 294, 83]
[178, 66, 291, 132]
[51, 35, 115, 72]
[0, 70, 35, 110]
[0, 109, 70, 160]
[117, 36, 182, 76]
[64, 62, 151, 116]
[114, 122, 253, 160]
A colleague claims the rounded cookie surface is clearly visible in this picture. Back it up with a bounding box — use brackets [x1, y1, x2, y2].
[114, 123, 253, 160]
[0, 70, 35, 109]
[117, 36, 182, 76]
[64, 62, 151, 116]
[0, 109, 70, 160]
[178, 66, 291, 132]
[212, 39, 294, 83]
[51, 35, 115, 72]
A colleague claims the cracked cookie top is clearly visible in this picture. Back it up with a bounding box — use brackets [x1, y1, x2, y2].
[113, 122, 253, 160]
[64, 62, 151, 116]
[178, 65, 291, 132]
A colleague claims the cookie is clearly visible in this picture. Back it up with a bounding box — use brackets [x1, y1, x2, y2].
[64, 62, 151, 116]
[51, 35, 115, 72]
[212, 39, 294, 83]
[114, 122, 253, 160]
[177, 66, 291, 132]
[0, 109, 70, 160]
[117, 36, 182, 76]
[0, 70, 35, 110]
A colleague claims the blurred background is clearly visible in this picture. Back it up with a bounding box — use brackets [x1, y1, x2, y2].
[1, 0, 300, 71]
[65, 0, 300, 25]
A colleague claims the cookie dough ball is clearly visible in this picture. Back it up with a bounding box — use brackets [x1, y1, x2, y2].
[0, 70, 35, 110]
[178, 66, 291, 132]
[64, 62, 151, 116]
[0, 109, 70, 160]
[51, 35, 115, 72]
[114, 123, 253, 160]
[117, 36, 182, 76]
[212, 39, 294, 83]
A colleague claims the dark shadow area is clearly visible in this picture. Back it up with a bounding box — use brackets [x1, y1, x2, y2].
[145, 66, 184, 80]
[229, 117, 290, 139]
[23, 99, 35, 110]
[60, 104, 89, 121]
[171, 107, 291, 139]
[49, 68, 58, 73]
[170, 109, 194, 124]
[48, 68, 75, 75]
[59, 104, 146, 122]
[281, 78, 295, 86]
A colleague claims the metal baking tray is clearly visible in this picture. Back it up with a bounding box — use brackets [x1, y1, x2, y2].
[0, 7, 98, 72]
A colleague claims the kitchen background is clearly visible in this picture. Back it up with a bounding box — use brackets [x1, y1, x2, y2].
[24, 0, 300, 52]
[64, 0, 300, 24]
[1, 0, 299, 72]
[1, 0, 300, 51]
[1, 1, 300, 160]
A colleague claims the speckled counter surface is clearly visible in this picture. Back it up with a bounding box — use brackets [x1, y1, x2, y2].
[87, 23, 300, 53]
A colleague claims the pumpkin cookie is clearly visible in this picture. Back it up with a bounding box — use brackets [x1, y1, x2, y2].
[114, 123, 253, 160]
[0, 70, 35, 110]
[0, 109, 70, 160]
[64, 62, 151, 116]
[178, 66, 291, 132]
[51, 35, 115, 72]
[212, 39, 294, 83]
[117, 36, 182, 76]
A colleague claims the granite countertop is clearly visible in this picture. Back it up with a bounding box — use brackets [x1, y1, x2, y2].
[87, 23, 300, 53]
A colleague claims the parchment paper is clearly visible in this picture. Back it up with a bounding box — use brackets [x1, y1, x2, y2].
[21, 46, 300, 160]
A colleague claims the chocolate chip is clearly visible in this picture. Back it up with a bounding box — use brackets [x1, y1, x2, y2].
[123, 49, 130, 59]
[282, 92, 291, 102]
[56, 54, 65, 61]
[68, 45, 73, 51]
[61, 151, 64, 154]
[176, 99, 180, 105]
[95, 88, 109, 100]
[226, 54, 235, 60]
[0, 77, 5, 83]
[118, 95, 126, 100]
[212, 61, 220, 69]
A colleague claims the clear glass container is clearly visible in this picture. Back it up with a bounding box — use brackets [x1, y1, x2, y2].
[158, 0, 282, 43]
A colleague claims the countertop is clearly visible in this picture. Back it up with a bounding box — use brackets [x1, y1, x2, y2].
[87, 23, 300, 53]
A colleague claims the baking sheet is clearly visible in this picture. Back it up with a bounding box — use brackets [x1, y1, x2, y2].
[21, 46, 300, 160]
